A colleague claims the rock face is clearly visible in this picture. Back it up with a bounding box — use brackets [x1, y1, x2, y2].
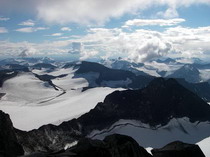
[23, 134, 152, 157]
[0, 110, 24, 157]
[151, 141, 205, 157]
[103, 134, 152, 157]
[75, 61, 136, 86]
[168, 64, 201, 83]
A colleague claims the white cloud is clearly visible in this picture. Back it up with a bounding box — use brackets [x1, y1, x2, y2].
[46, 33, 63, 37]
[16, 27, 48, 33]
[36, 0, 210, 25]
[0, 0, 210, 25]
[0, 16, 10, 21]
[0, 40, 71, 57]
[68, 42, 82, 54]
[19, 47, 37, 57]
[0, 27, 8, 33]
[1, 24, 210, 62]
[19, 19, 35, 26]
[157, 8, 179, 18]
[61, 27, 71, 31]
[80, 49, 98, 60]
[123, 18, 185, 27]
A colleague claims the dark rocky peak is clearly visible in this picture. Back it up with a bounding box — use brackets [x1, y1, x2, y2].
[0, 70, 18, 87]
[76, 61, 109, 74]
[0, 110, 24, 157]
[103, 134, 152, 157]
[156, 58, 176, 64]
[62, 61, 78, 69]
[75, 61, 136, 86]
[22, 134, 152, 157]
[176, 78, 210, 102]
[99, 78, 210, 125]
[151, 141, 205, 157]
[40, 57, 55, 64]
[168, 64, 201, 83]
[4, 64, 29, 72]
[32, 63, 56, 70]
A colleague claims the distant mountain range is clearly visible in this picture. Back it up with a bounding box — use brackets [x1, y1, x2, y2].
[0, 57, 210, 156]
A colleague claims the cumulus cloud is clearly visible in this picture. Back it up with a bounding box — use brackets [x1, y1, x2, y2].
[0, 40, 71, 57]
[0, 0, 210, 25]
[1, 24, 210, 62]
[0, 16, 10, 21]
[123, 18, 185, 27]
[36, 0, 210, 25]
[0, 27, 8, 33]
[46, 33, 63, 37]
[68, 42, 98, 60]
[68, 42, 82, 54]
[15, 27, 48, 33]
[80, 49, 98, 60]
[129, 38, 172, 62]
[19, 19, 35, 26]
[61, 27, 71, 31]
[18, 47, 37, 57]
[157, 8, 179, 18]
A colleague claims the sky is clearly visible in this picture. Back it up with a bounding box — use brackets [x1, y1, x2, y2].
[0, 0, 210, 62]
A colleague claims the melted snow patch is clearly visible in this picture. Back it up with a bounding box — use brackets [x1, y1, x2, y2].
[64, 141, 78, 150]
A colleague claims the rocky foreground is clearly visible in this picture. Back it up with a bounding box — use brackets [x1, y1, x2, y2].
[0, 110, 206, 157]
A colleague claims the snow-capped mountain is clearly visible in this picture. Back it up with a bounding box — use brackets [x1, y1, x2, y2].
[14, 78, 210, 156]
[168, 64, 201, 83]
[1, 57, 210, 156]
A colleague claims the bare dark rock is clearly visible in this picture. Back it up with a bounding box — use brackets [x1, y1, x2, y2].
[151, 141, 205, 157]
[0, 110, 24, 157]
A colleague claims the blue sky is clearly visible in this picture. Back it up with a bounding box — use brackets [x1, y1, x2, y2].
[0, 0, 210, 62]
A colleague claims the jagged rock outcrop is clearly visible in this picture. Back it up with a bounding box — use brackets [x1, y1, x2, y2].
[22, 134, 152, 157]
[0, 110, 24, 157]
[103, 134, 152, 157]
[151, 141, 205, 157]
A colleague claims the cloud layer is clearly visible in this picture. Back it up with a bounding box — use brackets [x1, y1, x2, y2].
[2, 24, 210, 62]
[1, 0, 210, 25]
[123, 18, 185, 27]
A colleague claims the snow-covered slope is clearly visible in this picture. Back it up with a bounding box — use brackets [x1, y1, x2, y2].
[0, 72, 62, 104]
[197, 136, 210, 157]
[88, 118, 210, 156]
[0, 68, 123, 131]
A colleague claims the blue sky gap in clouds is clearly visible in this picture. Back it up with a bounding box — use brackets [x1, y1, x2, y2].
[0, 0, 210, 62]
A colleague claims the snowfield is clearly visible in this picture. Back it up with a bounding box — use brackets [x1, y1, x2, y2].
[88, 118, 210, 156]
[0, 68, 123, 130]
[0, 72, 62, 104]
[197, 136, 210, 157]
